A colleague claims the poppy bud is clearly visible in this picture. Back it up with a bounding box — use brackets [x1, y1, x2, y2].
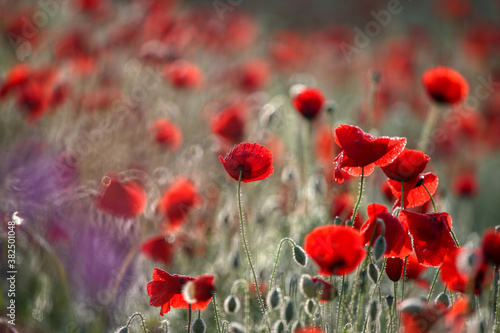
[291, 321, 303, 332]
[192, 318, 206, 333]
[293, 246, 307, 267]
[115, 327, 129, 333]
[232, 252, 240, 268]
[373, 237, 386, 261]
[267, 289, 283, 310]
[274, 320, 286, 333]
[228, 322, 245, 333]
[368, 263, 379, 284]
[386, 295, 394, 308]
[325, 100, 338, 115]
[368, 300, 379, 321]
[397, 298, 424, 314]
[299, 275, 316, 299]
[334, 216, 342, 225]
[282, 300, 295, 324]
[304, 299, 316, 317]
[435, 292, 450, 308]
[345, 219, 353, 227]
[224, 295, 241, 314]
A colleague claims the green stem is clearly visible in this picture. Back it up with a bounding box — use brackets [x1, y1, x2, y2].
[422, 183, 437, 213]
[401, 256, 409, 300]
[450, 229, 460, 247]
[427, 267, 441, 302]
[418, 104, 438, 151]
[188, 304, 192, 333]
[400, 181, 404, 210]
[237, 171, 272, 333]
[337, 275, 346, 332]
[126, 313, 147, 333]
[269, 238, 297, 289]
[393, 282, 398, 330]
[231, 280, 250, 330]
[213, 292, 222, 333]
[352, 167, 365, 223]
[496, 267, 500, 325]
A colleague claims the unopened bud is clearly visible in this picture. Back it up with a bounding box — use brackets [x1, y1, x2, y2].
[192, 318, 206, 333]
[273, 320, 286, 333]
[334, 216, 342, 225]
[267, 289, 283, 310]
[368, 300, 379, 321]
[293, 246, 307, 267]
[325, 100, 338, 114]
[373, 236, 386, 261]
[304, 299, 316, 317]
[386, 295, 394, 308]
[228, 322, 246, 333]
[282, 300, 295, 324]
[291, 321, 303, 333]
[115, 327, 129, 333]
[299, 275, 316, 299]
[345, 219, 353, 227]
[435, 292, 450, 308]
[368, 263, 379, 284]
[224, 295, 241, 314]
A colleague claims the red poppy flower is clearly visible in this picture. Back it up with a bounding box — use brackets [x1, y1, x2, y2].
[95, 173, 147, 219]
[304, 225, 366, 276]
[292, 87, 325, 120]
[236, 59, 269, 91]
[296, 328, 324, 333]
[399, 210, 458, 266]
[16, 81, 49, 122]
[333, 125, 406, 183]
[158, 178, 201, 228]
[0, 63, 30, 98]
[398, 298, 446, 333]
[441, 248, 491, 295]
[481, 228, 500, 266]
[387, 172, 439, 209]
[385, 255, 429, 288]
[151, 119, 183, 151]
[452, 171, 479, 198]
[360, 203, 409, 258]
[310, 277, 337, 302]
[219, 142, 274, 183]
[381, 149, 430, 182]
[422, 67, 469, 105]
[210, 105, 245, 143]
[182, 274, 216, 305]
[164, 60, 203, 89]
[147, 268, 212, 316]
[141, 235, 175, 266]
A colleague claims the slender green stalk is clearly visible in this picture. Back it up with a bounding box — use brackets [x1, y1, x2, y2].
[188, 304, 192, 333]
[496, 267, 500, 325]
[450, 229, 460, 247]
[269, 237, 297, 289]
[337, 275, 346, 332]
[237, 171, 272, 333]
[231, 280, 250, 330]
[352, 167, 365, 223]
[393, 282, 398, 330]
[126, 313, 147, 333]
[401, 256, 409, 300]
[213, 292, 222, 333]
[400, 181, 404, 211]
[427, 267, 441, 302]
[418, 104, 438, 151]
[422, 183, 437, 213]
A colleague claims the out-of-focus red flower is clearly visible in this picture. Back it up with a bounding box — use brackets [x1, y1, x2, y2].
[441, 248, 491, 295]
[387, 172, 439, 209]
[398, 299, 446, 333]
[270, 31, 309, 72]
[147, 268, 212, 316]
[211, 105, 245, 143]
[151, 119, 182, 151]
[380, 181, 397, 202]
[236, 59, 269, 91]
[452, 171, 479, 198]
[158, 178, 201, 229]
[400, 210, 458, 266]
[381, 149, 430, 182]
[422, 67, 469, 105]
[481, 228, 500, 266]
[444, 296, 473, 332]
[182, 274, 216, 306]
[95, 173, 147, 219]
[0, 63, 31, 98]
[296, 327, 324, 333]
[310, 277, 337, 302]
[333, 124, 406, 183]
[219, 142, 273, 183]
[360, 203, 409, 258]
[164, 60, 203, 89]
[16, 81, 49, 122]
[315, 125, 337, 167]
[141, 235, 175, 266]
[292, 87, 325, 121]
[304, 225, 366, 276]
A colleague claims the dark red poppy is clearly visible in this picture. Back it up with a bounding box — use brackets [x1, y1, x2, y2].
[236, 59, 269, 91]
[147, 268, 212, 316]
[210, 105, 245, 143]
[385, 257, 405, 282]
[441, 248, 491, 295]
[387, 172, 439, 209]
[310, 277, 337, 302]
[422, 67, 469, 105]
[482, 228, 500, 266]
[360, 203, 408, 258]
[385, 255, 429, 287]
[333, 125, 407, 183]
[164, 60, 203, 89]
[95, 173, 147, 219]
[141, 235, 175, 266]
[151, 119, 182, 151]
[182, 274, 216, 305]
[399, 210, 458, 266]
[16, 81, 49, 122]
[304, 225, 366, 276]
[452, 171, 479, 198]
[292, 87, 325, 120]
[381, 149, 430, 182]
[158, 178, 201, 229]
[219, 142, 274, 183]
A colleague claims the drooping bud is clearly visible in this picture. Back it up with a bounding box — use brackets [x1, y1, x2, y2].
[293, 246, 307, 266]
[373, 236, 387, 261]
[192, 318, 206, 333]
[267, 289, 283, 310]
[304, 299, 317, 317]
[115, 327, 129, 333]
[435, 292, 450, 308]
[368, 263, 379, 284]
[282, 300, 295, 324]
[224, 295, 241, 314]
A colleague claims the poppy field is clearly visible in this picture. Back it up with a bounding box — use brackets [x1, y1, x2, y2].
[2, 0, 500, 332]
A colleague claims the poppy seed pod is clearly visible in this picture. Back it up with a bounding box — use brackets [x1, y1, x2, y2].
[299, 275, 316, 299]
[373, 237, 387, 261]
[293, 246, 307, 267]
[273, 320, 286, 333]
[368, 262, 379, 284]
[267, 289, 283, 310]
[192, 318, 206, 333]
[282, 300, 295, 324]
[224, 295, 241, 314]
